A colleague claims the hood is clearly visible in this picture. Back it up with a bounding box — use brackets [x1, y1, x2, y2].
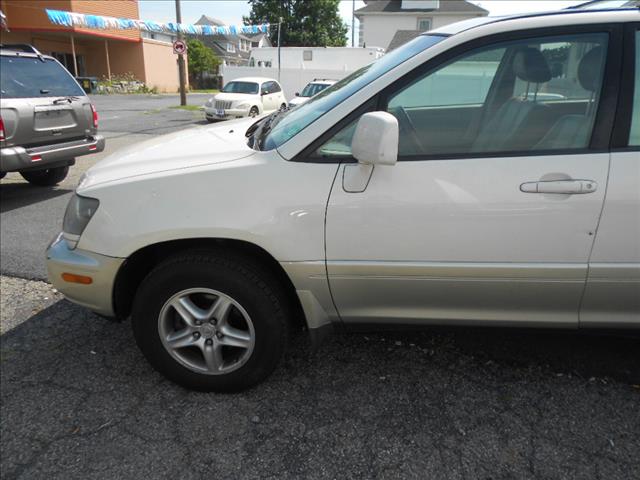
[79, 117, 257, 191]
[214, 92, 258, 102]
[288, 96, 309, 107]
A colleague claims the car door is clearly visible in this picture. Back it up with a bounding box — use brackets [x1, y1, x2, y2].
[271, 81, 285, 108]
[261, 81, 276, 112]
[581, 24, 640, 328]
[322, 27, 620, 327]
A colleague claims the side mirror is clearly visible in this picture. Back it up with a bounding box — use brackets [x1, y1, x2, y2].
[351, 112, 399, 166]
[295, 92, 300, 96]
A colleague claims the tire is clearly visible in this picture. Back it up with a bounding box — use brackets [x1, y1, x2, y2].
[21, 166, 68, 186]
[0, 172, 6, 179]
[279, 103, 287, 111]
[249, 106, 259, 117]
[132, 251, 290, 392]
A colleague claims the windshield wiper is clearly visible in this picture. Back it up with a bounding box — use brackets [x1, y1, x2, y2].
[52, 96, 80, 104]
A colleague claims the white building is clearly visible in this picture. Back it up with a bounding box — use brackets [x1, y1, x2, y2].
[248, 46, 385, 69]
[356, 0, 488, 50]
[223, 46, 384, 100]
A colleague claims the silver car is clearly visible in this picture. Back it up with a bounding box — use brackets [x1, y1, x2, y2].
[0, 44, 105, 186]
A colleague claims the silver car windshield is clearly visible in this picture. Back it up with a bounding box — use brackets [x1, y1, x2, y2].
[253, 34, 447, 151]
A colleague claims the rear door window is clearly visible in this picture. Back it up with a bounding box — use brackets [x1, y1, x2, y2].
[0, 56, 84, 98]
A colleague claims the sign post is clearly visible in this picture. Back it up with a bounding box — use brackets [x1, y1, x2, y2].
[174, 0, 187, 106]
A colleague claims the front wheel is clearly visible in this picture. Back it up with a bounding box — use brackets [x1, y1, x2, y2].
[249, 106, 259, 118]
[132, 251, 289, 392]
[21, 166, 68, 186]
[279, 103, 287, 111]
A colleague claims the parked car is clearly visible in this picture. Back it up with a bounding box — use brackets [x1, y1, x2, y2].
[0, 44, 105, 186]
[203, 77, 287, 122]
[288, 79, 337, 107]
[47, 5, 640, 392]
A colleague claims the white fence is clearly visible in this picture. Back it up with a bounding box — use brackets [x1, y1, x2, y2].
[220, 65, 356, 101]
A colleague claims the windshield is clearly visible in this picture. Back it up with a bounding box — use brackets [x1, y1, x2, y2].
[0, 56, 84, 98]
[257, 34, 446, 151]
[222, 81, 259, 95]
[300, 82, 332, 97]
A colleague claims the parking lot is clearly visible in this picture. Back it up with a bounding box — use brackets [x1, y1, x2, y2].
[1, 94, 639, 479]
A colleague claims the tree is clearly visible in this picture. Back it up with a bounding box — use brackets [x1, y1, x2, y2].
[244, 0, 348, 47]
[186, 39, 221, 88]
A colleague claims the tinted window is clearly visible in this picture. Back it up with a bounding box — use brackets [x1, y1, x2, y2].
[629, 30, 640, 146]
[271, 82, 281, 93]
[0, 56, 84, 98]
[258, 34, 446, 151]
[222, 81, 259, 94]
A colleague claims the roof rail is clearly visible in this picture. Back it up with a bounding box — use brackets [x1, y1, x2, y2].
[0, 43, 43, 55]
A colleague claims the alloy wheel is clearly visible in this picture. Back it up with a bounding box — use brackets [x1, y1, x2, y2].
[158, 288, 255, 375]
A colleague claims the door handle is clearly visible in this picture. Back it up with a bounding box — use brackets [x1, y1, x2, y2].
[520, 180, 597, 194]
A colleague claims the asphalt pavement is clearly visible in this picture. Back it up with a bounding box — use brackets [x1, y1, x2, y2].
[1, 94, 639, 480]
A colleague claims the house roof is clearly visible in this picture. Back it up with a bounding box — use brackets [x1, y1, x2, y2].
[356, 0, 488, 15]
[195, 14, 226, 26]
[387, 30, 423, 50]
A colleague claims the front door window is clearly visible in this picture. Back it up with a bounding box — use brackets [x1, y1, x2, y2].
[385, 33, 608, 157]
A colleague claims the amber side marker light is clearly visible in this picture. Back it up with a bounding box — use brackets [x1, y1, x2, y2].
[61, 273, 93, 285]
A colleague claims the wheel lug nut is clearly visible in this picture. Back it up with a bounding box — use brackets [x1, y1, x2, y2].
[216, 332, 223, 339]
[193, 332, 201, 339]
[195, 320, 202, 326]
[210, 319, 217, 325]
[205, 339, 213, 346]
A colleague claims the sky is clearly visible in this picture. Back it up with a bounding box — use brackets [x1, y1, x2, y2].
[138, 1, 585, 45]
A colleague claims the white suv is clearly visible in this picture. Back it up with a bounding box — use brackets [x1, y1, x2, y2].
[204, 77, 287, 122]
[289, 79, 337, 107]
[47, 6, 640, 392]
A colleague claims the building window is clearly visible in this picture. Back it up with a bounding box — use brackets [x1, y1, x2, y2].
[227, 43, 236, 53]
[417, 18, 432, 31]
[303, 50, 313, 61]
[52, 52, 85, 76]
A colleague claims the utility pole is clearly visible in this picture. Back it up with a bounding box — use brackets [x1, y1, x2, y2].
[277, 17, 282, 82]
[175, 0, 187, 106]
[351, 0, 355, 48]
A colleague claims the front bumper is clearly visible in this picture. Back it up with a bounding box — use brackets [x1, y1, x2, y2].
[1, 135, 105, 173]
[46, 233, 124, 317]
[204, 106, 250, 120]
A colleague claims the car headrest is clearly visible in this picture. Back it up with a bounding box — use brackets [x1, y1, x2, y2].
[578, 47, 604, 92]
[513, 47, 552, 84]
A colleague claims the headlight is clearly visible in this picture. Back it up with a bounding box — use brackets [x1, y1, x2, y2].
[63, 193, 99, 249]
[205, 98, 213, 107]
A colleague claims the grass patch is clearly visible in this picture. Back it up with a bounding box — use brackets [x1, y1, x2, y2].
[190, 89, 219, 94]
[169, 105, 203, 111]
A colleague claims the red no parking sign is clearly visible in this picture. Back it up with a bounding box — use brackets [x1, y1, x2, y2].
[173, 40, 187, 55]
